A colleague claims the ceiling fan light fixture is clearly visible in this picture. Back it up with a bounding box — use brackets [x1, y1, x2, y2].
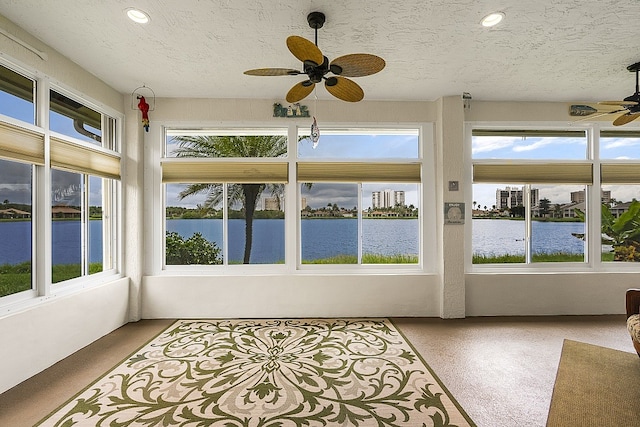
[126, 8, 150, 24]
[481, 12, 505, 27]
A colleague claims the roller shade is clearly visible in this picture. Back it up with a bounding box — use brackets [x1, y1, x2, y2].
[0, 121, 44, 165]
[601, 164, 640, 183]
[297, 162, 421, 182]
[473, 163, 592, 184]
[162, 160, 288, 183]
[50, 137, 120, 179]
[472, 129, 585, 138]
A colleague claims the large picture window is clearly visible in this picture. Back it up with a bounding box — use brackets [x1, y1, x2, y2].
[162, 127, 423, 268]
[472, 130, 591, 265]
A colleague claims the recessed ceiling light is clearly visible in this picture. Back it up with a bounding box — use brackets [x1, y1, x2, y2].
[126, 8, 150, 24]
[481, 12, 505, 27]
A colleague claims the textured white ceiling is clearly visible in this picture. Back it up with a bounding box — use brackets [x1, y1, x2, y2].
[1, 0, 639, 103]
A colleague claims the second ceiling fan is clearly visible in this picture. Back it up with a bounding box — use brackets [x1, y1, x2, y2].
[244, 12, 385, 103]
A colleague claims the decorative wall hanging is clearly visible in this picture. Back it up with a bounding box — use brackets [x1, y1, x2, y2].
[131, 85, 156, 132]
[310, 116, 320, 148]
[273, 102, 310, 117]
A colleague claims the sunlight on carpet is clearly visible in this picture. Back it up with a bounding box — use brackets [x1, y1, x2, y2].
[37, 318, 475, 426]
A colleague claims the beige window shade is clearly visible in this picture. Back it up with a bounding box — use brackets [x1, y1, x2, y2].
[0, 121, 44, 165]
[297, 162, 421, 182]
[50, 137, 120, 179]
[162, 160, 288, 183]
[473, 163, 592, 184]
[601, 164, 640, 183]
[600, 131, 640, 138]
[472, 129, 585, 138]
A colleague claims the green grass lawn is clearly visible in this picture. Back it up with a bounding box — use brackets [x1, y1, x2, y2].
[0, 262, 103, 297]
[473, 252, 616, 264]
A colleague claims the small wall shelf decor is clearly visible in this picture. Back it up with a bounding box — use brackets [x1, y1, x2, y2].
[273, 102, 310, 117]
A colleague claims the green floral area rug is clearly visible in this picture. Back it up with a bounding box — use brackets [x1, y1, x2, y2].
[37, 319, 475, 426]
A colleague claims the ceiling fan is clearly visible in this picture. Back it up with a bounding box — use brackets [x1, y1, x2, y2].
[243, 11, 385, 103]
[572, 62, 640, 126]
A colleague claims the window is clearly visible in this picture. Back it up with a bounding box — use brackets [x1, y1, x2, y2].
[0, 159, 33, 298]
[0, 63, 121, 305]
[163, 129, 288, 266]
[48, 93, 119, 284]
[600, 131, 640, 262]
[162, 127, 423, 268]
[472, 130, 591, 265]
[0, 64, 35, 124]
[50, 90, 102, 144]
[298, 129, 420, 265]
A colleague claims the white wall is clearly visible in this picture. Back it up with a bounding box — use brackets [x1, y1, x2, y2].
[0, 278, 129, 393]
[142, 275, 439, 318]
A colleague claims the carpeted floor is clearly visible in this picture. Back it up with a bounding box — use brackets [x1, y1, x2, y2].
[0, 315, 634, 427]
[546, 339, 640, 427]
[36, 319, 476, 426]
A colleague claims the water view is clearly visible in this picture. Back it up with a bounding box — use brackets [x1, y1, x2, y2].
[0, 218, 595, 265]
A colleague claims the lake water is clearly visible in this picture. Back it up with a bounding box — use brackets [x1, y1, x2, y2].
[472, 219, 586, 256]
[0, 218, 588, 265]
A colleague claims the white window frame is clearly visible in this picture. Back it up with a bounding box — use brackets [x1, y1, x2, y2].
[150, 123, 435, 275]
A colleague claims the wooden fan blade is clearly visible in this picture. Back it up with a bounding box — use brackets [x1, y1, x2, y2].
[286, 81, 315, 103]
[244, 68, 300, 76]
[599, 100, 639, 106]
[325, 76, 364, 102]
[286, 36, 323, 65]
[613, 112, 640, 126]
[571, 109, 626, 123]
[330, 54, 386, 77]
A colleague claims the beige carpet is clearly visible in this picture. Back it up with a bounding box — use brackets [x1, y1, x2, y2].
[546, 339, 640, 427]
[36, 319, 475, 426]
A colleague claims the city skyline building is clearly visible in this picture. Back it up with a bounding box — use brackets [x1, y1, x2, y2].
[372, 189, 406, 208]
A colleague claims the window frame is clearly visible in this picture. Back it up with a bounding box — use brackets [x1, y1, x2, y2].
[154, 124, 433, 274]
[0, 58, 123, 309]
[468, 124, 640, 272]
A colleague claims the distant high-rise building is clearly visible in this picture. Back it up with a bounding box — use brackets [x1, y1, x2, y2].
[262, 197, 281, 211]
[495, 186, 539, 209]
[570, 190, 611, 204]
[372, 189, 406, 208]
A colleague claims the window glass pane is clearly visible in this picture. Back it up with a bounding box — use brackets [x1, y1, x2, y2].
[49, 90, 102, 145]
[298, 129, 419, 159]
[0, 65, 35, 124]
[601, 185, 640, 262]
[51, 169, 82, 283]
[165, 130, 288, 158]
[301, 183, 358, 264]
[88, 176, 103, 274]
[362, 184, 419, 264]
[531, 185, 586, 263]
[228, 183, 284, 264]
[0, 159, 32, 297]
[600, 135, 640, 159]
[165, 183, 223, 265]
[472, 132, 587, 160]
[472, 184, 526, 263]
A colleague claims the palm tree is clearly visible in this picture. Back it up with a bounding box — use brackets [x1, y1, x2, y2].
[171, 135, 287, 264]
